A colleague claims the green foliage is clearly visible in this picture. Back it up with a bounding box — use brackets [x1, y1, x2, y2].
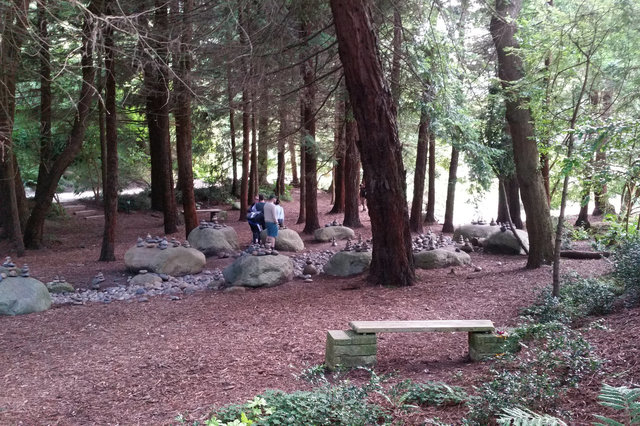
[191, 184, 235, 205]
[594, 214, 640, 249]
[612, 234, 640, 303]
[466, 322, 600, 424]
[497, 407, 567, 425]
[118, 191, 151, 212]
[398, 380, 467, 407]
[593, 383, 640, 426]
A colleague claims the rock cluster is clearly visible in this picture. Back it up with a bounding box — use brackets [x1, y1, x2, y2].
[49, 269, 226, 305]
[242, 243, 279, 256]
[314, 225, 355, 242]
[187, 222, 239, 256]
[341, 235, 371, 252]
[411, 230, 454, 252]
[290, 250, 335, 277]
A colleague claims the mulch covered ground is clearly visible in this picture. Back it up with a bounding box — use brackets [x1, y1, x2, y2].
[0, 191, 637, 425]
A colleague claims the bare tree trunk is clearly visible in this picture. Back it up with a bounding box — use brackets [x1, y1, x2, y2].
[442, 147, 459, 233]
[227, 66, 238, 197]
[390, 8, 402, 109]
[249, 93, 258, 201]
[296, 96, 306, 224]
[239, 88, 250, 220]
[275, 100, 287, 197]
[424, 131, 436, 224]
[331, 0, 414, 287]
[174, 0, 197, 237]
[289, 137, 299, 186]
[342, 100, 362, 228]
[410, 97, 429, 233]
[258, 94, 269, 187]
[491, 0, 554, 268]
[144, 0, 177, 234]
[329, 92, 346, 214]
[24, 0, 99, 249]
[100, 16, 118, 261]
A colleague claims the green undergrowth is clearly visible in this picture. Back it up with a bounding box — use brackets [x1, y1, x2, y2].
[176, 257, 638, 425]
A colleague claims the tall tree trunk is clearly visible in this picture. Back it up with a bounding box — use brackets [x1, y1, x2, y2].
[24, 0, 99, 249]
[296, 97, 306, 224]
[442, 146, 459, 233]
[289, 136, 299, 186]
[0, 0, 28, 254]
[410, 97, 429, 233]
[390, 7, 402, 109]
[329, 92, 346, 214]
[331, 0, 414, 287]
[300, 20, 320, 234]
[227, 66, 238, 197]
[99, 17, 118, 261]
[575, 183, 591, 228]
[174, 0, 197, 237]
[239, 89, 250, 220]
[592, 89, 613, 216]
[249, 93, 258, 201]
[342, 99, 362, 228]
[491, 0, 554, 268]
[258, 94, 269, 187]
[275, 99, 287, 197]
[424, 131, 436, 224]
[505, 176, 523, 229]
[144, 0, 177, 234]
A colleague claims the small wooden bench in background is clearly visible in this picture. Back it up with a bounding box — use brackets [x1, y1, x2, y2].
[325, 319, 507, 370]
[181, 208, 223, 221]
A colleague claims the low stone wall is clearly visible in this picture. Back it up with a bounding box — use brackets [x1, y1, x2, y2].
[325, 330, 377, 370]
[325, 329, 507, 370]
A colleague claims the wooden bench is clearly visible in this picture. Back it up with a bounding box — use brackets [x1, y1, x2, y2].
[325, 319, 506, 370]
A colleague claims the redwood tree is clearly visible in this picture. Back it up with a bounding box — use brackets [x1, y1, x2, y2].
[330, 0, 414, 287]
[99, 14, 118, 261]
[409, 95, 430, 233]
[490, 0, 554, 267]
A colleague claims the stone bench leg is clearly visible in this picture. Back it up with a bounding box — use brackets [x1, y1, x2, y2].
[468, 331, 507, 361]
[325, 330, 377, 371]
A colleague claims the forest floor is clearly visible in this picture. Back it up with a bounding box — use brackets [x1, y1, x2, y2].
[0, 189, 637, 425]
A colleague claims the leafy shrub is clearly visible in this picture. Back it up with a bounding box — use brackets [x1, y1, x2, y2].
[520, 275, 618, 324]
[397, 380, 468, 407]
[613, 235, 640, 303]
[465, 323, 601, 424]
[497, 407, 567, 425]
[118, 191, 151, 212]
[593, 383, 640, 425]
[593, 214, 639, 249]
[208, 381, 389, 425]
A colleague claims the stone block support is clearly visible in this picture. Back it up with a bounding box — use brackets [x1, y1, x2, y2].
[325, 330, 377, 370]
[468, 331, 507, 361]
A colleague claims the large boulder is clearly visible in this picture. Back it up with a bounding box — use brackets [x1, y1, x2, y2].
[223, 254, 294, 288]
[484, 229, 529, 255]
[413, 248, 471, 270]
[314, 226, 355, 242]
[324, 251, 372, 277]
[0, 277, 51, 316]
[124, 246, 206, 276]
[188, 226, 239, 256]
[260, 228, 305, 252]
[453, 224, 501, 242]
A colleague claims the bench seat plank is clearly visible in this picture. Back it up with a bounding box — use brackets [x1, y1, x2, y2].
[349, 320, 495, 334]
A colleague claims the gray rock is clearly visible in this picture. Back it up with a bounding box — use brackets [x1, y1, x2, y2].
[484, 229, 529, 255]
[46, 280, 75, 294]
[124, 246, 206, 276]
[260, 228, 305, 252]
[129, 273, 163, 287]
[223, 254, 294, 288]
[0, 277, 52, 316]
[453, 224, 501, 242]
[323, 251, 372, 277]
[188, 226, 239, 256]
[413, 248, 471, 269]
[314, 226, 356, 242]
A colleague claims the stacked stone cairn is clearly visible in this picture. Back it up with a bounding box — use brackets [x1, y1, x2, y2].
[342, 234, 371, 253]
[242, 242, 279, 257]
[411, 229, 455, 253]
[198, 219, 228, 230]
[324, 219, 342, 227]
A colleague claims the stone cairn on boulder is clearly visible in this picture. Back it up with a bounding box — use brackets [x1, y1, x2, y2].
[241, 242, 279, 257]
[2, 256, 18, 278]
[91, 272, 105, 289]
[341, 234, 371, 253]
[324, 219, 342, 227]
[290, 250, 335, 278]
[411, 229, 456, 253]
[197, 218, 228, 230]
[137, 234, 192, 250]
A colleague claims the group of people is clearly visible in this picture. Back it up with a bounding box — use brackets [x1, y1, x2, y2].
[247, 193, 284, 246]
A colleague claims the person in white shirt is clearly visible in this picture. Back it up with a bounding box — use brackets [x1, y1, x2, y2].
[263, 194, 278, 247]
[274, 198, 285, 228]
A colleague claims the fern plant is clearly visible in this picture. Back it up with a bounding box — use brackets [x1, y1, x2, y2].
[496, 407, 567, 425]
[593, 383, 640, 425]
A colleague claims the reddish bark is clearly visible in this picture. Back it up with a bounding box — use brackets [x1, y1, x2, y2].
[410, 98, 429, 234]
[442, 147, 459, 233]
[424, 131, 437, 224]
[330, 0, 414, 286]
[342, 101, 362, 228]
